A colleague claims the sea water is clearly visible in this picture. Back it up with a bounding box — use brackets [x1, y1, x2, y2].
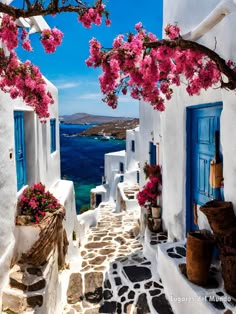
[60, 124, 126, 213]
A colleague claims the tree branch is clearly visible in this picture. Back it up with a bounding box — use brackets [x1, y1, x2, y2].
[145, 38, 236, 90]
[0, 2, 86, 18]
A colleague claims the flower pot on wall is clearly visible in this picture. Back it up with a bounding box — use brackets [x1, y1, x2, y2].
[151, 206, 161, 219]
[200, 200, 236, 236]
[186, 231, 215, 286]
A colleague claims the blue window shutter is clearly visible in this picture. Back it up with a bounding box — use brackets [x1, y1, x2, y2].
[14, 111, 27, 191]
[131, 140, 135, 152]
[149, 142, 157, 165]
[137, 171, 140, 183]
[50, 119, 56, 153]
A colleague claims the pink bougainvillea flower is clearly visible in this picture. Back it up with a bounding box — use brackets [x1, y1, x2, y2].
[22, 39, 33, 51]
[40, 28, 64, 53]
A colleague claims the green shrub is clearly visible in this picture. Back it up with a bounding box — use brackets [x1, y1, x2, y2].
[79, 204, 90, 214]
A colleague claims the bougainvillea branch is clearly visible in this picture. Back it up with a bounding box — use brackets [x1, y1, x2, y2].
[86, 22, 236, 111]
[0, 0, 110, 21]
[0, 0, 110, 120]
[145, 38, 236, 91]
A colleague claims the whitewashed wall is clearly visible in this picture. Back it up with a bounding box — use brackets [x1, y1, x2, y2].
[126, 128, 139, 171]
[138, 101, 162, 188]
[137, 0, 236, 241]
[124, 128, 140, 185]
[0, 78, 64, 310]
[104, 150, 126, 201]
[154, 0, 236, 240]
[0, 92, 18, 311]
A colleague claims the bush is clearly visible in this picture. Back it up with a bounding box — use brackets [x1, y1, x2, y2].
[79, 204, 91, 214]
[18, 182, 61, 223]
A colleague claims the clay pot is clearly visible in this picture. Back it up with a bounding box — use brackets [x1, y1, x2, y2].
[151, 206, 161, 218]
[221, 254, 236, 298]
[186, 231, 215, 286]
[147, 217, 162, 233]
[218, 229, 236, 298]
[200, 200, 236, 236]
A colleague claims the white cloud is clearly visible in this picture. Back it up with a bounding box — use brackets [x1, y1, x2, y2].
[55, 82, 80, 89]
[78, 93, 102, 100]
[118, 95, 138, 104]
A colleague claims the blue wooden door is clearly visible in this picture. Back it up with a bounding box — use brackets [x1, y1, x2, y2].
[187, 104, 222, 231]
[149, 142, 156, 165]
[14, 111, 26, 191]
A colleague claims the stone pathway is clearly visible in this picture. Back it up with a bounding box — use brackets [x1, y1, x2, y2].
[64, 203, 173, 314]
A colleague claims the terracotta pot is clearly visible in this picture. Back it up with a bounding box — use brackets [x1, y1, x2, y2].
[218, 229, 236, 298]
[186, 231, 215, 286]
[151, 206, 161, 218]
[221, 254, 236, 298]
[200, 200, 236, 236]
[147, 217, 162, 233]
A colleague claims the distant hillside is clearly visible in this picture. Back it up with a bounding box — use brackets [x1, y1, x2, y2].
[60, 113, 135, 125]
[79, 118, 139, 140]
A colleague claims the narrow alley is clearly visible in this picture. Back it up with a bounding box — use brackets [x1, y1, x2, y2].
[64, 203, 174, 314]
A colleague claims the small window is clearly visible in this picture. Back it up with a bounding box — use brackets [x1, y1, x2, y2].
[50, 119, 56, 153]
[149, 142, 156, 165]
[137, 171, 140, 184]
[131, 140, 135, 152]
[14, 111, 27, 191]
[119, 162, 124, 173]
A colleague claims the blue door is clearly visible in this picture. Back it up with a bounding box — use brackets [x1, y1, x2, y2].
[187, 104, 222, 231]
[149, 142, 156, 165]
[14, 111, 27, 191]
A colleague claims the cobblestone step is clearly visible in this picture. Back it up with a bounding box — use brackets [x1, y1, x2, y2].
[64, 202, 173, 314]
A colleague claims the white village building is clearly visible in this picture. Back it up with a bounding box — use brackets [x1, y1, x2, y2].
[92, 0, 236, 312]
[117, 0, 236, 313]
[0, 16, 78, 313]
[1, 0, 236, 313]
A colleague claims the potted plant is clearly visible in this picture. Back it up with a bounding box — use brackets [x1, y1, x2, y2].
[137, 164, 162, 232]
[186, 230, 215, 286]
[200, 200, 236, 236]
[15, 182, 67, 268]
[17, 182, 62, 224]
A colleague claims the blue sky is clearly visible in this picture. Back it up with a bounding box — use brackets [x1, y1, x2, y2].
[17, 0, 163, 117]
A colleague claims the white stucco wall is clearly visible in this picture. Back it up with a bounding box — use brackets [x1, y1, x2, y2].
[0, 77, 63, 310]
[124, 128, 140, 186]
[138, 101, 162, 188]
[126, 128, 139, 171]
[136, 0, 236, 241]
[154, 0, 236, 240]
[0, 93, 18, 311]
[104, 150, 126, 201]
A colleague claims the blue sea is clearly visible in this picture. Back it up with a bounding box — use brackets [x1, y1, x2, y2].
[60, 124, 126, 213]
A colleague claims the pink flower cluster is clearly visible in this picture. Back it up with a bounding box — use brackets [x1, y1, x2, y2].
[20, 29, 33, 51]
[78, 0, 111, 28]
[18, 182, 61, 223]
[0, 51, 54, 121]
[0, 14, 18, 50]
[0, 15, 53, 120]
[40, 28, 64, 53]
[137, 174, 162, 207]
[164, 24, 180, 40]
[0, 2, 109, 120]
[86, 23, 223, 111]
[227, 60, 236, 73]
